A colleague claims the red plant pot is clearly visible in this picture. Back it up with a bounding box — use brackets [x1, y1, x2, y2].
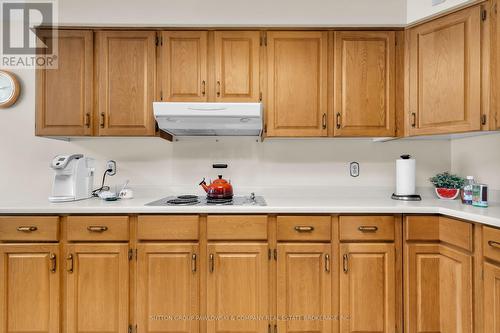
[435, 188, 460, 200]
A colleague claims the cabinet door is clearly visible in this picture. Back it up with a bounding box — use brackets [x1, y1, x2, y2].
[214, 31, 260, 102]
[334, 31, 396, 137]
[405, 243, 472, 333]
[64, 244, 129, 333]
[340, 243, 395, 333]
[36, 30, 93, 136]
[484, 261, 500, 333]
[161, 31, 208, 102]
[137, 243, 199, 333]
[408, 6, 481, 135]
[277, 243, 332, 333]
[207, 243, 268, 333]
[0, 244, 59, 333]
[97, 31, 156, 136]
[267, 31, 328, 137]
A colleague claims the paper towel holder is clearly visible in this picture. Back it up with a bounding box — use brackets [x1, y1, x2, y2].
[392, 154, 422, 201]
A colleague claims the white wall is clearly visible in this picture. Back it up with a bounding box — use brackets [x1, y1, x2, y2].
[57, 0, 406, 27]
[451, 133, 500, 191]
[406, 0, 474, 23]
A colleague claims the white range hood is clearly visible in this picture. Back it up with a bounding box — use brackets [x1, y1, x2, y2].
[154, 102, 263, 138]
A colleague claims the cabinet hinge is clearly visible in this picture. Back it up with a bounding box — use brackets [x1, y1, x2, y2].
[268, 248, 272, 260]
[264, 123, 267, 134]
[259, 92, 263, 101]
[482, 9, 487, 21]
[264, 36, 267, 46]
[160, 91, 163, 101]
[268, 324, 271, 333]
[273, 249, 277, 260]
[481, 114, 487, 126]
[128, 325, 133, 333]
[128, 248, 137, 261]
[155, 36, 159, 46]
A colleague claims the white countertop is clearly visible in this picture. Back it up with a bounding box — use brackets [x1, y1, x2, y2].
[1, 186, 499, 229]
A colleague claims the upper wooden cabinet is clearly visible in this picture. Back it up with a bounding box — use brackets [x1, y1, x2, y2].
[96, 31, 156, 136]
[36, 30, 93, 136]
[266, 31, 328, 137]
[214, 31, 260, 102]
[160, 31, 208, 102]
[159, 31, 260, 103]
[334, 31, 396, 137]
[407, 6, 481, 136]
[0, 244, 60, 333]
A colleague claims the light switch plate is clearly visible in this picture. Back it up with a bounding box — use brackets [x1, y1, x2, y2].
[349, 162, 360, 177]
[432, 0, 446, 6]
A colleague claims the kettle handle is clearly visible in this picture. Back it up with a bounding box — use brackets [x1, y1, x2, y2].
[199, 178, 207, 185]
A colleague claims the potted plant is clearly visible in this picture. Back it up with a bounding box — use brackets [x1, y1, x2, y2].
[429, 172, 465, 200]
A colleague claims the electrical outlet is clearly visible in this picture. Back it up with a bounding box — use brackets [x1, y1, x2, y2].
[106, 160, 117, 176]
[350, 162, 360, 177]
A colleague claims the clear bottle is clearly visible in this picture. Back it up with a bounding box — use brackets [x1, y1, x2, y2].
[462, 176, 475, 205]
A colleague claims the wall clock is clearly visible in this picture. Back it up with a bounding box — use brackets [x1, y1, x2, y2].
[0, 70, 20, 108]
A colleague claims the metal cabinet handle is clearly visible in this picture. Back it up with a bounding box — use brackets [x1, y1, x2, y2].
[294, 226, 314, 232]
[488, 240, 500, 249]
[358, 226, 378, 233]
[192, 253, 197, 273]
[209, 253, 214, 273]
[336, 112, 341, 129]
[216, 81, 221, 97]
[201, 81, 206, 96]
[84, 113, 91, 128]
[411, 112, 416, 128]
[273, 324, 277, 333]
[322, 113, 327, 129]
[49, 253, 56, 273]
[324, 254, 330, 272]
[66, 254, 74, 273]
[87, 226, 108, 232]
[16, 226, 37, 232]
[100, 112, 105, 128]
[343, 254, 349, 273]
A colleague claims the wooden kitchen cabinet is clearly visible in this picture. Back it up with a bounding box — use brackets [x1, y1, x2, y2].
[214, 31, 260, 102]
[64, 243, 129, 333]
[333, 31, 396, 137]
[407, 5, 481, 136]
[277, 243, 332, 333]
[36, 30, 93, 136]
[340, 243, 396, 333]
[266, 31, 328, 137]
[0, 244, 60, 333]
[484, 261, 500, 333]
[207, 243, 268, 333]
[160, 31, 208, 102]
[96, 31, 156, 136]
[405, 244, 473, 333]
[137, 243, 199, 333]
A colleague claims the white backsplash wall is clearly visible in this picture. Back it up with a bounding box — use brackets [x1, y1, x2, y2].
[0, 68, 452, 196]
[451, 133, 500, 191]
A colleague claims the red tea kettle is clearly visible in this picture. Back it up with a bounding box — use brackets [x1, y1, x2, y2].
[199, 164, 233, 199]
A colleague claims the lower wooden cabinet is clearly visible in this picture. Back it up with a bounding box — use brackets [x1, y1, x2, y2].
[405, 243, 473, 333]
[136, 243, 199, 333]
[63, 243, 129, 333]
[0, 244, 60, 333]
[484, 261, 500, 333]
[277, 243, 332, 333]
[340, 243, 396, 333]
[207, 243, 269, 333]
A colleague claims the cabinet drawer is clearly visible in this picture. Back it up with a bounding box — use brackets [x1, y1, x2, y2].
[137, 215, 199, 240]
[66, 216, 129, 241]
[340, 216, 395, 241]
[483, 226, 500, 262]
[277, 216, 331, 241]
[0, 216, 59, 241]
[207, 215, 267, 240]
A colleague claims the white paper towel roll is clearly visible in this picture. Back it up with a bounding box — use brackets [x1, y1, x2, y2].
[396, 158, 416, 195]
